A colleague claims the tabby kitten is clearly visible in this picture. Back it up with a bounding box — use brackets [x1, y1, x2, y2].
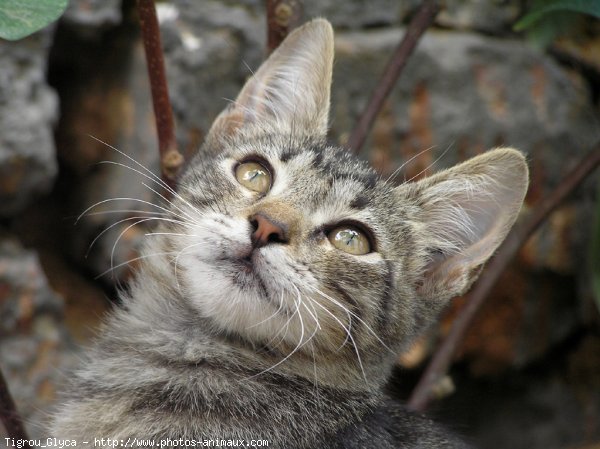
[52, 19, 528, 448]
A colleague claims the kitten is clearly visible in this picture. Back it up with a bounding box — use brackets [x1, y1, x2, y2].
[52, 19, 528, 448]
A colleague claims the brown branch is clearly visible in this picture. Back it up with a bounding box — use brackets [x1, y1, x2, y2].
[266, 0, 302, 53]
[347, 0, 440, 153]
[136, 0, 184, 193]
[0, 368, 30, 447]
[408, 143, 600, 412]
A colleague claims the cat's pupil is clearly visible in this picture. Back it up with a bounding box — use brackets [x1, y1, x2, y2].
[341, 229, 357, 245]
[328, 226, 371, 255]
[235, 161, 271, 193]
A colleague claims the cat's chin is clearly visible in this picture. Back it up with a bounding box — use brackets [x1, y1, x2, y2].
[217, 257, 254, 285]
[177, 248, 287, 340]
[221, 249, 266, 286]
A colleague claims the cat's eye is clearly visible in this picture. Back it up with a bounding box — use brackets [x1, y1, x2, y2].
[235, 161, 272, 193]
[327, 226, 371, 255]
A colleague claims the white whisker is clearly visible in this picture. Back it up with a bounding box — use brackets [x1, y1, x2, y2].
[301, 299, 321, 331]
[308, 298, 367, 383]
[312, 287, 393, 353]
[95, 251, 177, 279]
[89, 135, 212, 219]
[89, 135, 177, 197]
[385, 145, 436, 185]
[83, 209, 171, 217]
[140, 181, 200, 225]
[145, 232, 196, 237]
[77, 197, 181, 224]
[247, 286, 323, 380]
[109, 217, 178, 273]
[404, 142, 454, 184]
[246, 290, 286, 330]
[173, 241, 209, 290]
[86, 215, 185, 258]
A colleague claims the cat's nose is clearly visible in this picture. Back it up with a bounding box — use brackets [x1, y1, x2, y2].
[249, 213, 288, 248]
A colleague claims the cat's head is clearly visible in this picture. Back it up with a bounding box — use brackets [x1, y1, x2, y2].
[156, 19, 528, 385]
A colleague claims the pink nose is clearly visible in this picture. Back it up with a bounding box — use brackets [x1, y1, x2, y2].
[250, 214, 287, 248]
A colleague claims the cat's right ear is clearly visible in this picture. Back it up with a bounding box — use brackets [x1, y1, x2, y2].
[399, 148, 529, 304]
[205, 19, 334, 146]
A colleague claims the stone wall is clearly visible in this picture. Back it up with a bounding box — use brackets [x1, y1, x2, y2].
[0, 1, 598, 447]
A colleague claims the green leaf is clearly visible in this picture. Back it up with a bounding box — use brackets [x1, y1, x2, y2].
[0, 0, 68, 41]
[515, 0, 600, 31]
[523, 11, 583, 50]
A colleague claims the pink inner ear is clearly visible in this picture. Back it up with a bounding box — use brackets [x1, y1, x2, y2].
[413, 153, 528, 300]
[219, 109, 245, 137]
[418, 199, 514, 299]
[417, 245, 486, 301]
[205, 19, 334, 144]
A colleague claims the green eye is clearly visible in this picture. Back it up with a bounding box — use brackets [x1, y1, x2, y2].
[327, 226, 371, 255]
[235, 161, 271, 193]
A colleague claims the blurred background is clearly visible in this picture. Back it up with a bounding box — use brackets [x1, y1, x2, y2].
[0, 0, 599, 448]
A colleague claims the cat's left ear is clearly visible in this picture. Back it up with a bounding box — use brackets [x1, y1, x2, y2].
[400, 148, 529, 303]
[206, 19, 334, 145]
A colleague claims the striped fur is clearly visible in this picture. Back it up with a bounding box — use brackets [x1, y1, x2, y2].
[52, 19, 527, 448]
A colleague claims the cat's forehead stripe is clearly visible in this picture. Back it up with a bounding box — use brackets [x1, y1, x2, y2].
[350, 194, 369, 210]
[307, 146, 379, 191]
[237, 138, 377, 192]
[278, 147, 296, 163]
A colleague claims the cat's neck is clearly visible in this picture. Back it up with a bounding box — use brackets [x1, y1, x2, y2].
[78, 282, 380, 446]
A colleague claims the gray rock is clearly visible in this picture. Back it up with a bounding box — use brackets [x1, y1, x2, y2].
[437, 0, 523, 34]
[0, 235, 76, 439]
[302, 0, 410, 29]
[331, 28, 599, 184]
[160, 0, 266, 143]
[66, 40, 163, 282]
[0, 33, 59, 217]
[62, 0, 121, 27]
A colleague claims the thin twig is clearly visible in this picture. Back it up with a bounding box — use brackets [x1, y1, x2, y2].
[408, 144, 600, 412]
[347, 0, 440, 153]
[0, 368, 30, 447]
[136, 0, 184, 193]
[266, 0, 302, 53]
